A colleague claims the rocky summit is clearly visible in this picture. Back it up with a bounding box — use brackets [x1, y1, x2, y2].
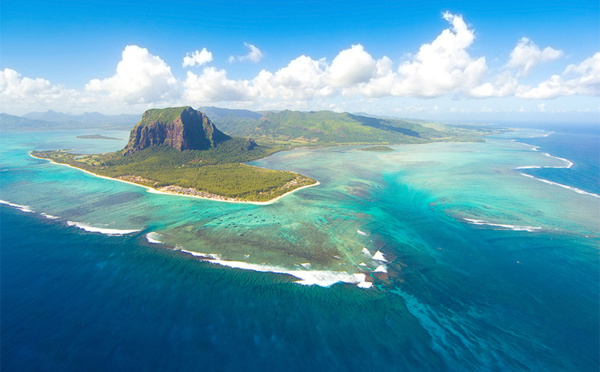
[124, 106, 231, 153]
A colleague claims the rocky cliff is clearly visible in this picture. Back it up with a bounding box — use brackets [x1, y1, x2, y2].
[124, 107, 231, 153]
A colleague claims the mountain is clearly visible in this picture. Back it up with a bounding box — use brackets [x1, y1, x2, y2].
[23, 110, 75, 122]
[0, 113, 58, 130]
[198, 106, 262, 120]
[197, 106, 263, 137]
[32, 107, 307, 202]
[211, 109, 430, 144]
[207, 109, 498, 145]
[20, 110, 141, 129]
[124, 107, 232, 153]
[2, 111, 141, 130]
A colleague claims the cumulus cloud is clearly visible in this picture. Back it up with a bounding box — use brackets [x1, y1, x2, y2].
[328, 44, 377, 87]
[182, 48, 213, 67]
[183, 67, 254, 102]
[0, 68, 78, 113]
[188, 13, 490, 104]
[229, 43, 263, 63]
[468, 72, 519, 98]
[392, 12, 487, 97]
[507, 37, 563, 76]
[2, 13, 598, 116]
[516, 52, 600, 99]
[252, 55, 331, 100]
[85, 45, 178, 104]
[0, 68, 65, 100]
[348, 56, 395, 98]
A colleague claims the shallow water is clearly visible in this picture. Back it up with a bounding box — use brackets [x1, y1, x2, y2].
[1, 126, 598, 370]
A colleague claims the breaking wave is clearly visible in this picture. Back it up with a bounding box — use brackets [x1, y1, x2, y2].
[66, 221, 141, 236]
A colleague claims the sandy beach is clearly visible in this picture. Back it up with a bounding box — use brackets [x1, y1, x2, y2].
[30, 152, 319, 205]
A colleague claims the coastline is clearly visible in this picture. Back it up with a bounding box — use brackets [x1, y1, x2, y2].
[30, 152, 319, 205]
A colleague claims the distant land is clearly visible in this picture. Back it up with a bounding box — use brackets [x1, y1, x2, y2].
[199, 107, 501, 146]
[358, 146, 395, 152]
[76, 134, 122, 140]
[2, 107, 502, 143]
[0, 111, 141, 130]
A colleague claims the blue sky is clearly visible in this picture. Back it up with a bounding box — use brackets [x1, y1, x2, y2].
[1, 0, 598, 121]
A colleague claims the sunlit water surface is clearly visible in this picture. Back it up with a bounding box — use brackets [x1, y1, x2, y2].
[1, 126, 598, 370]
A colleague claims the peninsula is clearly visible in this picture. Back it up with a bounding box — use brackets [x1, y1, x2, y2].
[32, 106, 501, 203]
[33, 107, 317, 203]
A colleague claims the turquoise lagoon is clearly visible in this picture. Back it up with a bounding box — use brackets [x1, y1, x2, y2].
[1, 125, 598, 370]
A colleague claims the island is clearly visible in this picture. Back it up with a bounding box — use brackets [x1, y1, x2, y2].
[76, 134, 122, 140]
[33, 107, 317, 203]
[358, 146, 395, 152]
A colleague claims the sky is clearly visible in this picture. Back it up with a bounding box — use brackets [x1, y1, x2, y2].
[1, 0, 599, 122]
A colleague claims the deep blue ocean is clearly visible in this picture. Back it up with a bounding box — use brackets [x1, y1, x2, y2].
[1, 123, 598, 371]
[511, 123, 600, 196]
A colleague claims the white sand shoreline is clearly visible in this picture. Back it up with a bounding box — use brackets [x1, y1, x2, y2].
[30, 152, 320, 205]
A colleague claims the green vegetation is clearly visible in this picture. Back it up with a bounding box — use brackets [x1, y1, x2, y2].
[31, 106, 320, 203]
[138, 106, 192, 126]
[208, 109, 502, 146]
[32, 144, 316, 202]
[30, 106, 503, 203]
[358, 146, 395, 152]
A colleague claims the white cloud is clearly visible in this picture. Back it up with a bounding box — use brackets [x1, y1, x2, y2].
[229, 43, 263, 63]
[516, 52, 600, 99]
[182, 48, 213, 67]
[0, 68, 64, 100]
[85, 45, 178, 104]
[183, 67, 254, 102]
[468, 72, 518, 98]
[2, 14, 598, 117]
[507, 37, 563, 76]
[328, 44, 376, 87]
[0, 68, 78, 114]
[348, 56, 396, 98]
[252, 55, 330, 100]
[392, 12, 487, 97]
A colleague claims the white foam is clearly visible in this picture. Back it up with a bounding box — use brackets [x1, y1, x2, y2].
[204, 258, 372, 288]
[463, 218, 542, 232]
[540, 152, 574, 169]
[66, 221, 141, 236]
[357, 282, 373, 289]
[357, 229, 370, 237]
[552, 156, 574, 169]
[515, 165, 541, 170]
[145, 232, 163, 244]
[0, 199, 34, 213]
[511, 142, 598, 198]
[372, 250, 388, 262]
[300, 262, 312, 269]
[519, 173, 600, 199]
[359, 262, 367, 267]
[180, 249, 210, 258]
[40, 212, 60, 220]
[514, 141, 574, 170]
[374, 265, 388, 273]
[362, 247, 371, 256]
[178, 249, 223, 260]
[513, 141, 540, 151]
